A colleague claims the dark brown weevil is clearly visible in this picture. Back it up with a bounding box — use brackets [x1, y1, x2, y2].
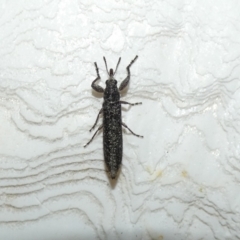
[84, 56, 143, 179]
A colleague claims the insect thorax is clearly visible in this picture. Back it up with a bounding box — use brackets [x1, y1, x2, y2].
[104, 79, 120, 102]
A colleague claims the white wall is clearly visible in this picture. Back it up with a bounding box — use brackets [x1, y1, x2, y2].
[0, 0, 240, 239]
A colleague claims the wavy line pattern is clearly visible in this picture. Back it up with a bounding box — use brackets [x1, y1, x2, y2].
[0, 0, 240, 239]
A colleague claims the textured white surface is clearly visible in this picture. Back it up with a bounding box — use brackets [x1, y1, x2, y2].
[1, 0, 240, 239]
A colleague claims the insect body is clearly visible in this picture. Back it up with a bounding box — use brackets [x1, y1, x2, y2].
[84, 56, 143, 179]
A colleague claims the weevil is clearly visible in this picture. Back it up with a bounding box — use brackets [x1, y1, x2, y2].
[84, 56, 143, 179]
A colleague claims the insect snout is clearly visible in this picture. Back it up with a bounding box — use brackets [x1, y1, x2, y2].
[109, 69, 114, 76]
[103, 56, 121, 77]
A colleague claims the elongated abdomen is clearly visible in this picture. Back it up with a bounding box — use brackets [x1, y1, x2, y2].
[103, 102, 122, 179]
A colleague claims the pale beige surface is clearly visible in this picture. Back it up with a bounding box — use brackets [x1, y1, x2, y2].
[0, 0, 240, 239]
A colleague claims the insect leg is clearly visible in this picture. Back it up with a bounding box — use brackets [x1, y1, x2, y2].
[120, 101, 142, 106]
[119, 55, 138, 91]
[84, 125, 103, 147]
[122, 122, 143, 138]
[91, 62, 104, 93]
[89, 108, 103, 132]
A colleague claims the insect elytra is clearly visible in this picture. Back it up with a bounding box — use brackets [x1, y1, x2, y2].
[84, 55, 143, 179]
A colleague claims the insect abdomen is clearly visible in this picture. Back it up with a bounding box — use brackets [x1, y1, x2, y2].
[103, 102, 122, 179]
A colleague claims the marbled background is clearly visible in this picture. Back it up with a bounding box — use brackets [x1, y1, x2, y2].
[0, 0, 240, 239]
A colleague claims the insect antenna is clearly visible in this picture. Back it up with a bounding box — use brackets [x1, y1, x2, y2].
[103, 57, 109, 76]
[114, 57, 121, 76]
